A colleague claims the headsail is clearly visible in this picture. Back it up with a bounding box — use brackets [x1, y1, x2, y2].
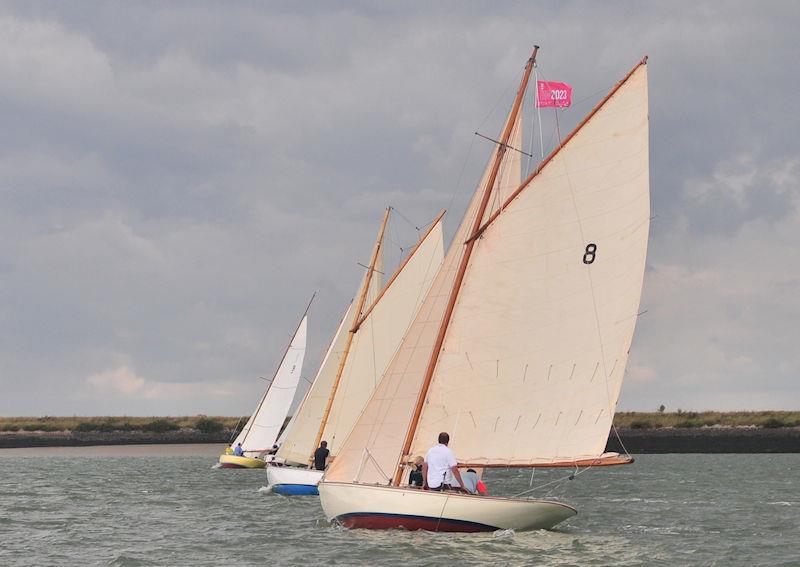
[277, 212, 444, 465]
[233, 315, 307, 455]
[325, 57, 649, 484]
[321, 216, 444, 453]
[324, 108, 526, 485]
[276, 303, 354, 465]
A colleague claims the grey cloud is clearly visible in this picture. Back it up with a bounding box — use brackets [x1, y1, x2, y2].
[1, 1, 799, 415]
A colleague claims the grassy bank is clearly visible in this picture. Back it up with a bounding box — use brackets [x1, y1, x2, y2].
[1, 412, 798, 434]
[0, 415, 248, 434]
[614, 411, 800, 429]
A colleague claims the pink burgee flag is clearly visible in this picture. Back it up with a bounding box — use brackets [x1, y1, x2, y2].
[536, 80, 573, 108]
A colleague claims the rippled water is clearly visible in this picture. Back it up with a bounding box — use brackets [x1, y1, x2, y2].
[0, 445, 797, 566]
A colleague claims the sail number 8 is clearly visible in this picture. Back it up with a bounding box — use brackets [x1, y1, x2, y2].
[583, 243, 597, 265]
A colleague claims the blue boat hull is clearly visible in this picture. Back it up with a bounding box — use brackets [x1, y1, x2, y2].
[271, 484, 320, 496]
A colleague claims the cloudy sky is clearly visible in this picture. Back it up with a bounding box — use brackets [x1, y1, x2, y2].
[1, 1, 798, 416]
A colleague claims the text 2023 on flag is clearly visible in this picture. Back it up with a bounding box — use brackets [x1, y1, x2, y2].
[536, 80, 572, 108]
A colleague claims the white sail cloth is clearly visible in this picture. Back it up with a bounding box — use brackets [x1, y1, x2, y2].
[325, 110, 524, 484]
[232, 316, 307, 455]
[276, 303, 355, 465]
[322, 221, 444, 454]
[277, 220, 444, 466]
[326, 63, 649, 483]
[276, 259, 383, 466]
[412, 65, 649, 465]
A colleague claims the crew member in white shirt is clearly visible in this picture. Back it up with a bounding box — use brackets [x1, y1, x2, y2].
[422, 432, 465, 491]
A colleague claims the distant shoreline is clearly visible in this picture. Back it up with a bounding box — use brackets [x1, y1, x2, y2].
[606, 426, 800, 454]
[0, 429, 232, 449]
[1, 424, 798, 452]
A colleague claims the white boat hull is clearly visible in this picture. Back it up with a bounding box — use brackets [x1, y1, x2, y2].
[318, 481, 577, 532]
[266, 466, 324, 495]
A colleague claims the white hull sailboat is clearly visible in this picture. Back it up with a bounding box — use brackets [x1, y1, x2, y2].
[319, 47, 651, 531]
[266, 466, 324, 495]
[319, 482, 576, 532]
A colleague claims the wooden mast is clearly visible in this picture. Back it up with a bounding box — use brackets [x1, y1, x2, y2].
[351, 209, 446, 333]
[239, 291, 315, 451]
[392, 46, 539, 485]
[310, 207, 390, 463]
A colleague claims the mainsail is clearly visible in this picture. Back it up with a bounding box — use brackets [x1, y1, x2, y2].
[232, 314, 307, 455]
[326, 58, 649, 484]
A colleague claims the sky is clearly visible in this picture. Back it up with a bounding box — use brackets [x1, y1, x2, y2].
[1, 1, 798, 416]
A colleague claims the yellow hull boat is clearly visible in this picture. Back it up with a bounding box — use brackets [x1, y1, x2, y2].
[218, 454, 266, 469]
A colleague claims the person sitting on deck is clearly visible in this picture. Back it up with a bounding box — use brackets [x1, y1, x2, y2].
[314, 440, 330, 471]
[408, 456, 424, 487]
[422, 432, 464, 491]
[459, 468, 486, 495]
[233, 443, 244, 457]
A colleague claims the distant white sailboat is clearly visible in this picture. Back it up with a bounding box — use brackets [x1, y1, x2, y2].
[218, 299, 310, 469]
[319, 48, 650, 531]
[267, 208, 445, 493]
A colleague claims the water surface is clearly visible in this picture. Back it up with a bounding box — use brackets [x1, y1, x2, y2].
[1, 446, 797, 566]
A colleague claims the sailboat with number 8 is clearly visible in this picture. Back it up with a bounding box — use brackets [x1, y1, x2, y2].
[318, 47, 651, 531]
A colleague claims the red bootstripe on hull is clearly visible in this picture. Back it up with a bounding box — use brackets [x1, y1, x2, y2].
[218, 463, 246, 468]
[336, 513, 497, 532]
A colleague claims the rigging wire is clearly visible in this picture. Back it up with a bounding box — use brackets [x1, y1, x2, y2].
[445, 62, 525, 228]
[475, 66, 524, 134]
[385, 205, 435, 263]
[512, 463, 593, 499]
[534, 66, 545, 162]
[390, 206, 422, 233]
[445, 135, 478, 217]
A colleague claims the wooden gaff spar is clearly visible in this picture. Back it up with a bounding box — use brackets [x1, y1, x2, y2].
[319, 48, 651, 531]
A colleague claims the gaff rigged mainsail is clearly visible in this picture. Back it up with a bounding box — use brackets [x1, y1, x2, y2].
[325, 58, 649, 485]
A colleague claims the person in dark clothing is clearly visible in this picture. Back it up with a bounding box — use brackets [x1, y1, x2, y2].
[408, 455, 424, 487]
[313, 440, 330, 471]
